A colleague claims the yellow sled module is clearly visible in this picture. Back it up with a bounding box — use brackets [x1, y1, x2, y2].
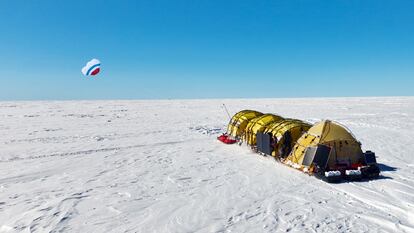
[244, 114, 283, 146]
[227, 110, 263, 138]
[286, 120, 363, 169]
[263, 119, 311, 158]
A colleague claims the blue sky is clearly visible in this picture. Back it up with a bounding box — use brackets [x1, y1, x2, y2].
[0, 0, 413, 100]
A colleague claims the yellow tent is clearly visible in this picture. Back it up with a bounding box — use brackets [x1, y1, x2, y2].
[263, 119, 311, 158]
[244, 114, 283, 146]
[227, 110, 263, 138]
[286, 120, 363, 169]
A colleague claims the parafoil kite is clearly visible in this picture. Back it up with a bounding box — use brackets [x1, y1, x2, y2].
[81, 59, 101, 76]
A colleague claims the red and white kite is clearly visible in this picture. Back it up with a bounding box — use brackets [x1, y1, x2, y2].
[81, 59, 101, 76]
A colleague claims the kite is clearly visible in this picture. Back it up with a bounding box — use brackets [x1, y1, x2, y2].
[81, 59, 101, 76]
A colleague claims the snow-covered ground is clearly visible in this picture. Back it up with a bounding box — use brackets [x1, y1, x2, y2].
[0, 97, 413, 233]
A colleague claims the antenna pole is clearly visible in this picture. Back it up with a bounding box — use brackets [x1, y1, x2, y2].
[222, 103, 231, 121]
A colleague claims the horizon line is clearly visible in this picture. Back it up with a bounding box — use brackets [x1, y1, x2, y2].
[0, 95, 413, 102]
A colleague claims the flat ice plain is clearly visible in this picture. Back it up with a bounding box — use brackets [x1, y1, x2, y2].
[0, 97, 413, 233]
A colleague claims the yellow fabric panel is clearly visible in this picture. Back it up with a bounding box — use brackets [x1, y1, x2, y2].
[265, 119, 310, 140]
[244, 114, 283, 145]
[319, 121, 357, 142]
[287, 133, 320, 164]
[227, 110, 263, 138]
[306, 121, 325, 136]
[264, 119, 311, 157]
[307, 120, 356, 142]
[323, 140, 363, 167]
[287, 120, 362, 168]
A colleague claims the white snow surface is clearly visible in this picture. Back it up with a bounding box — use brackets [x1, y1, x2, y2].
[0, 97, 413, 233]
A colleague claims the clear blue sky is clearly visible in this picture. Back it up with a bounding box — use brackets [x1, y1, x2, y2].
[0, 0, 413, 100]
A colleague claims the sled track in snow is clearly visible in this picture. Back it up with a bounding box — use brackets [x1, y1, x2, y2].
[0, 140, 190, 163]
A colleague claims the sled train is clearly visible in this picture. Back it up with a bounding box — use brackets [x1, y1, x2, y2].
[218, 110, 380, 183]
